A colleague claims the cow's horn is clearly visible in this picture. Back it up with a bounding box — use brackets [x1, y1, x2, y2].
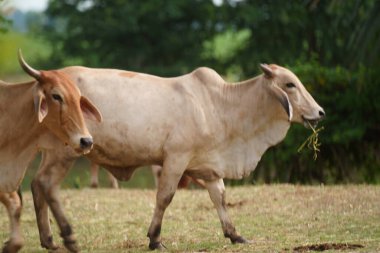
[18, 49, 41, 80]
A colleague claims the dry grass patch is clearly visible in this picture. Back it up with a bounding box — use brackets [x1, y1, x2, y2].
[1, 185, 379, 252]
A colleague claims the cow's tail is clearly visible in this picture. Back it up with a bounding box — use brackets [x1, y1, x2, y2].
[17, 186, 23, 206]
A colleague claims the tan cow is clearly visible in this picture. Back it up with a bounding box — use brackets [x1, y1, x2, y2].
[0, 51, 102, 253]
[31, 64, 324, 252]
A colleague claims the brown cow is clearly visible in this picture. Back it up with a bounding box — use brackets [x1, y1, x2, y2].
[0, 51, 102, 253]
[31, 64, 324, 251]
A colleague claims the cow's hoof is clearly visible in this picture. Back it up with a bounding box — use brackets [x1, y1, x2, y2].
[41, 236, 59, 251]
[42, 244, 59, 251]
[111, 183, 119, 189]
[149, 241, 167, 251]
[90, 183, 98, 188]
[64, 239, 80, 253]
[231, 235, 249, 244]
[2, 239, 23, 253]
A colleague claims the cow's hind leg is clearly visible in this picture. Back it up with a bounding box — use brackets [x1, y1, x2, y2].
[205, 179, 248, 244]
[151, 165, 161, 188]
[0, 191, 24, 253]
[32, 150, 78, 252]
[147, 155, 189, 250]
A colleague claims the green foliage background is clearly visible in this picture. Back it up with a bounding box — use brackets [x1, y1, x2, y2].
[1, 0, 379, 184]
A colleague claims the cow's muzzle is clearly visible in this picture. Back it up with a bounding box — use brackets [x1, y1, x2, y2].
[302, 109, 325, 128]
[79, 137, 93, 153]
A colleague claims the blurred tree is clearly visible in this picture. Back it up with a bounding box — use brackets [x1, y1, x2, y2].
[44, 0, 219, 75]
[0, 0, 11, 33]
[0, 15, 8, 32]
[206, 0, 379, 74]
[0, 7, 51, 76]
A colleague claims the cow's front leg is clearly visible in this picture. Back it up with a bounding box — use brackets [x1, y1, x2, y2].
[31, 175, 58, 251]
[147, 155, 189, 250]
[205, 179, 248, 244]
[90, 162, 99, 188]
[106, 170, 119, 189]
[0, 190, 24, 253]
[32, 150, 78, 252]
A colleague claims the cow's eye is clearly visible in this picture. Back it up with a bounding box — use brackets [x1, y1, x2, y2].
[52, 94, 63, 102]
[286, 83, 296, 88]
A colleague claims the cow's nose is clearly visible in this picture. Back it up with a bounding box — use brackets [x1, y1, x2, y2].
[319, 110, 326, 118]
[80, 137, 93, 149]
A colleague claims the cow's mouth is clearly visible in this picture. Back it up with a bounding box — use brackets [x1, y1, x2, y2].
[302, 116, 320, 129]
[74, 147, 92, 155]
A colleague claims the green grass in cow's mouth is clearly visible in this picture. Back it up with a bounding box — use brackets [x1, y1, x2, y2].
[297, 121, 324, 160]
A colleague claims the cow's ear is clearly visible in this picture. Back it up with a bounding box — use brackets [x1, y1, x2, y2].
[260, 63, 274, 79]
[269, 85, 293, 121]
[34, 89, 48, 123]
[80, 96, 102, 123]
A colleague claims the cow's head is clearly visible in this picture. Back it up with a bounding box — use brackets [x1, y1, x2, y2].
[260, 63, 325, 128]
[19, 50, 102, 154]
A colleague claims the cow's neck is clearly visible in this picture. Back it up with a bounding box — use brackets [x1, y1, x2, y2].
[0, 81, 45, 191]
[0, 81, 42, 157]
[215, 75, 290, 138]
[209, 76, 291, 178]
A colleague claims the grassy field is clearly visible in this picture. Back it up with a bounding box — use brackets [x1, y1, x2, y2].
[1, 185, 379, 253]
